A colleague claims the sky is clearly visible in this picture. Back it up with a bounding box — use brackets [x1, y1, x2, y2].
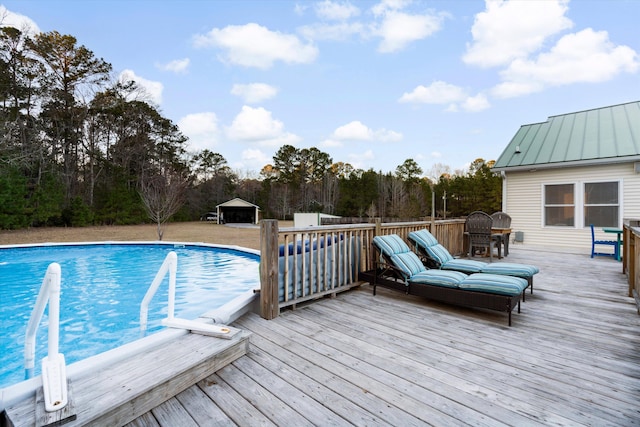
[1, 0, 639, 178]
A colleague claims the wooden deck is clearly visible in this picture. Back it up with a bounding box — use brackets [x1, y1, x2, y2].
[118, 245, 640, 426]
[112, 247, 640, 425]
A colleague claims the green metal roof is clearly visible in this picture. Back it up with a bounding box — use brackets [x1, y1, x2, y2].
[493, 101, 640, 172]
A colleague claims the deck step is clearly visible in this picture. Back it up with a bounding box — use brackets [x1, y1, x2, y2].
[4, 328, 250, 427]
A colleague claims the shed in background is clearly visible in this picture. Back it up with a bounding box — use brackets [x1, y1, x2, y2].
[216, 198, 261, 224]
[293, 213, 341, 228]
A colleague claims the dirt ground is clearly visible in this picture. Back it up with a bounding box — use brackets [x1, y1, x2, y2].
[0, 221, 294, 251]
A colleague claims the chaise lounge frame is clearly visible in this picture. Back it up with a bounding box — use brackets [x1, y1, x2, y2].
[359, 239, 523, 326]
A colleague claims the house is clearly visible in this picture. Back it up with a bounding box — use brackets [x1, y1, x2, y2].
[215, 198, 261, 224]
[492, 101, 640, 251]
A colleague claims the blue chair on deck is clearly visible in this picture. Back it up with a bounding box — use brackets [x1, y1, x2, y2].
[590, 224, 618, 259]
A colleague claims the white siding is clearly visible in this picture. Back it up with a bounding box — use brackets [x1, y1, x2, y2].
[503, 162, 640, 251]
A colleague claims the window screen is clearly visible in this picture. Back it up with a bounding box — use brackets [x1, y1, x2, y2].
[584, 182, 618, 227]
[544, 184, 574, 226]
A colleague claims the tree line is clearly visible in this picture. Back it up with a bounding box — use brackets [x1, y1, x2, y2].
[0, 26, 502, 231]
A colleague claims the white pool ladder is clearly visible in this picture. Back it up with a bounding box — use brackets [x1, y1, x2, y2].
[24, 262, 69, 412]
[139, 251, 232, 338]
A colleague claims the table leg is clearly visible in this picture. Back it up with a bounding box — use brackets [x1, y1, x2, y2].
[504, 233, 510, 256]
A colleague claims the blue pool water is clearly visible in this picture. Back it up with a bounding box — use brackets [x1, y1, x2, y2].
[0, 243, 260, 389]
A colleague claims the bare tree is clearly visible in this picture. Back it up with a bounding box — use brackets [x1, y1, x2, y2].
[139, 174, 186, 240]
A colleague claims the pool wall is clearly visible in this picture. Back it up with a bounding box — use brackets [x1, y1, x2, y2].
[0, 241, 261, 413]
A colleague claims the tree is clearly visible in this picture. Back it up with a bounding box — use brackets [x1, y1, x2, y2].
[192, 150, 236, 211]
[395, 158, 422, 182]
[139, 173, 187, 240]
[29, 30, 111, 204]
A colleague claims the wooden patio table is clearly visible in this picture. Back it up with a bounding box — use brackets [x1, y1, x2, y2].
[491, 227, 511, 257]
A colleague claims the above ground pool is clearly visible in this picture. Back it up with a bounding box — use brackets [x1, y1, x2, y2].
[0, 242, 260, 389]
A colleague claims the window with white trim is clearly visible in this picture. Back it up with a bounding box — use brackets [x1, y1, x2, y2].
[584, 181, 619, 227]
[544, 183, 574, 226]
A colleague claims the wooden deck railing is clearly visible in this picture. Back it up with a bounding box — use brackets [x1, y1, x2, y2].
[622, 221, 640, 312]
[259, 218, 466, 319]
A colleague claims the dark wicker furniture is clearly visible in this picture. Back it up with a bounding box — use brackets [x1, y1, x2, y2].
[360, 235, 528, 326]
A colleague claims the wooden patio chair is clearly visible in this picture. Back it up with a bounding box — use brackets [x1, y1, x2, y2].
[466, 211, 500, 261]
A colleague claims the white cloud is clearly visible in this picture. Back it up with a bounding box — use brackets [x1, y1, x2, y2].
[314, 1, 360, 20]
[230, 83, 278, 104]
[347, 149, 375, 169]
[400, 81, 490, 112]
[399, 81, 466, 104]
[461, 94, 490, 112]
[226, 106, 301, 147]
[118, 70, 163, 105]
[193, 23, 318, 69]
[375, 10, 444, 53]
[333, 120, 373, 140]
[157, 58, 190, 74]
[178, 112, 219, 152]
[298, 22, 364, 41]
[331, 120, 402, 142]
[463, 0, 572, 68]
[371, 0, 412, 17]
[0, 6, 40, 34]
[319, 138, 343, 148]
[241, 148, 271, 169]
[492, 28, 640, 98]
[300, 1, 443, 51]
[377, 129, 403, 142]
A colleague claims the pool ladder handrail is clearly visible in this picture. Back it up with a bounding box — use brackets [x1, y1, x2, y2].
[24, 262, 69, 412]
[139, 251, 231, 337]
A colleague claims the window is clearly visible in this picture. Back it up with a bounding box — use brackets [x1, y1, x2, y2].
[544, 184, 574, 226]
[584, 181, 618, 227]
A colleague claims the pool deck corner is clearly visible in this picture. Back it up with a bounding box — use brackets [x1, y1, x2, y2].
[3, 328, 250, 427]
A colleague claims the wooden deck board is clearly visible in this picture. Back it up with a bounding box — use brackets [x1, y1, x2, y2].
[229, 352, 351, 425]
[4, 330, 250, 427]
[215, 362, 316, 426]
[197, 373, 277, 427]
[174, 385, 234, 426]
[91, 247, 640, 425]
[149, 397, 199, 427]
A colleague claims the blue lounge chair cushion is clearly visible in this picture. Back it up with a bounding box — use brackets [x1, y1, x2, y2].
[440, 259, 486, 274]
[408, 229, 539, 279]
[458, 274, 528, 296]
[390, 252, 427, 278]
[410, 270, 467, 288]
[426, 243, 455, 264]
[410, 229, 439, 248]
[373, 233, 527, 296]
[480, 263, 539, 277]
[409, 231, 452, 264]
[373, 235, 409, 257]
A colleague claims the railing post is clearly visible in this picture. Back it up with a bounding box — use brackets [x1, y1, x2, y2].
[260, 219, 280, 320]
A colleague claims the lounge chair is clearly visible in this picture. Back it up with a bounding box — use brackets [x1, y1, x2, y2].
[359, 234, 528, 326]
[408, 229, 539, 295]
